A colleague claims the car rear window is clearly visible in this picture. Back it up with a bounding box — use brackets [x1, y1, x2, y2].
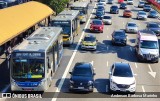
[93, 20, 102, 25]
[114, 31, 125, 37]
[73, 67, 92, 76]
[104, 16, 111, 19]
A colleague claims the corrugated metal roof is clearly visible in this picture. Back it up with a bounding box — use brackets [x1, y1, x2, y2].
[0, 1, 54, 46]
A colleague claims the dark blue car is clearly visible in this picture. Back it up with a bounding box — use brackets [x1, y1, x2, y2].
[120, 3, 127, 9]
[95, 11, 104, 19]
[110, 5, 119, 14]
[148, 10, 158, 18]
[69, 62, 96, 92]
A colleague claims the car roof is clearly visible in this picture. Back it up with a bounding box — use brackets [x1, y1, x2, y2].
[85, 34, 96, 38]
[138, 11, 146, 13]
[75, 62, 92, 69]
[114, 62, 131, 70]
[114, 30, 125, 33]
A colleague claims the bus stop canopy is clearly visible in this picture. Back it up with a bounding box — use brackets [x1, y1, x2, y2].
[0, 1, 54, 46]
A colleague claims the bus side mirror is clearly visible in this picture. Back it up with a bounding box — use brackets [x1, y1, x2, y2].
[69, 72, 72, 75]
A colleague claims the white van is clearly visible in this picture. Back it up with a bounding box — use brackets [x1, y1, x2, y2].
[135, 30, 159, 63]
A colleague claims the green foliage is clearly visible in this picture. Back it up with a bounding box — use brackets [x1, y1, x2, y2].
[35, 0, 70, 15]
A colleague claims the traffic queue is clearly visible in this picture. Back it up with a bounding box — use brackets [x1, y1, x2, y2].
[68, 0, 160, 93]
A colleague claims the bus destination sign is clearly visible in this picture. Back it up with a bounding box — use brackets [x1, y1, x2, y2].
[14, 53, 43, 58]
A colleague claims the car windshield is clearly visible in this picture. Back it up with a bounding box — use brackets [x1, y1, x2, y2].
[140, 2, 144, 4]
[113, 65, 133, 77]
[12, 59, 45, 79]
[139, 12, 146, 15]
[114, 32, 125, 37]
[104, 16, 111, 19]
[148, 24, 160, 28]
[140, 40, 158, 49]
[84, 36, 96, 42]
[73, 67, 92, 76]
[150, 11, 157, 14]
[112, 6, 118, 8]
[128, 0, 132, 1]
[145, 5, 150, 8]
[92, 20, 102, 25]
[97, 11, 103, 15]
[98, 6, 104, 9]
[125, 10, 131, 12]
[121, 3, 126, 6]
[128, 23, 136, 27]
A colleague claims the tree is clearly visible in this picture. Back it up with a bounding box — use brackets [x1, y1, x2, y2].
[34, 0, 70, 15]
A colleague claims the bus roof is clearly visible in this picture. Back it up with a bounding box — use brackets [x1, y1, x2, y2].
[71, 1, 89, 8]
[13, 27, 62, 52]
[0, 1, 54, 46]
[53, 10, 79, 21]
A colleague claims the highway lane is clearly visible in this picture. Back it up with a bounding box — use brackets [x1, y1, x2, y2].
[53, 0, 160, 100]
[2, 0, 160, 101]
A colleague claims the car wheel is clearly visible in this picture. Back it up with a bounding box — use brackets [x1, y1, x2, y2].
[155, 60, 159, 63]
[137, 17, 139, 20]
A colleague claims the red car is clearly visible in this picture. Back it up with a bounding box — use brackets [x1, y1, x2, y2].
[90, 19, 104, 33]
[118, 0, 124, 3]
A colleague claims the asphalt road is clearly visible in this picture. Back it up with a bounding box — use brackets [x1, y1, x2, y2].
[1, 0, 160, 101]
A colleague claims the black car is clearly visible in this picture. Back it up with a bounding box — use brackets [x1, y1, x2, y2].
[120, 3, 127, 9]
[146, 23, 160, 36]
[110, 5, 119, 14]
[148, 10, 158, 18]
[143, 5, 151, 12]
[69, 62, 96, 92]
[112, 30, 127, 45]
[95, 11, 104, 19]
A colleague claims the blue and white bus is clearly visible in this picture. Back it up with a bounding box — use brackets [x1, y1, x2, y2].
[10, 27, 63, 91]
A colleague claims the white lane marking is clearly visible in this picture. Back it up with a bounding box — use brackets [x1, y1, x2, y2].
[148, 64, 156, 78]
[107, 35, 109, 39]
[148, 64, 153, 72]
[91, 61, 94, 65]
[130, 47, 132, 51]
[107, 61, 108, 67]
[142, 85, 145, 92]
[51, 3, 97, 101]
[135, 63, 138, 68]
[123, 22, 125, 25]
[1, 84, 10, 93]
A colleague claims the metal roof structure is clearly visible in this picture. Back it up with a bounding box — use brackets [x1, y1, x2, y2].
[0, 1, 54, 46]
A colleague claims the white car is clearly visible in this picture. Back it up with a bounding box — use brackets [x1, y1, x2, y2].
[125, 22, 138, 33]
[109, 62, 136, 93]
[127, 0, 133, 5]
[137, 11, 147, 20]
[103, 16, 112, 25]
[99, 0, 106, 5]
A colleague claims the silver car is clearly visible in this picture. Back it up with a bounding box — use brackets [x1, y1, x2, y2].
[138, 1, 145, 8]
[126, 22, 138, 33]
[103, 16, 112, 25]
[137, 11, 147, 20]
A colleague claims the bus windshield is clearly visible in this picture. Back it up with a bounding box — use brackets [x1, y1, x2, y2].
[52, 22, 71, 35]
[12, 59, 45, 79]
[140, 40, 158, 49]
